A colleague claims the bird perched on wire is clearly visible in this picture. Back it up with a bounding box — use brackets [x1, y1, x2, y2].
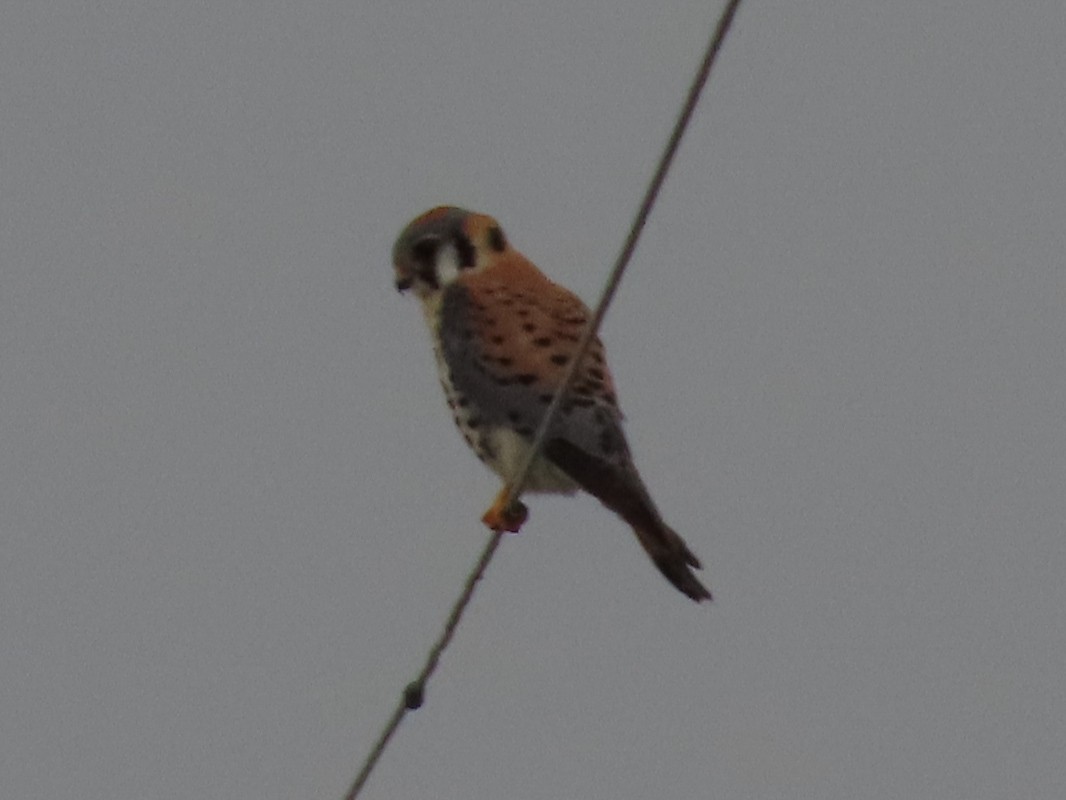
[392, 206, 711, 602]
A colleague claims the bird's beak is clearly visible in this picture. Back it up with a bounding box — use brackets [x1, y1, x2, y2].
[394, 266, 414, 293]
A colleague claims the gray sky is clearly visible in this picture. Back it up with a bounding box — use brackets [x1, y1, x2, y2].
[2, 2, 1065, 798]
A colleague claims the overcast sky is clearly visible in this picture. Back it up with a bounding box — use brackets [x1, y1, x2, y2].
[2, 2, 1065, 798]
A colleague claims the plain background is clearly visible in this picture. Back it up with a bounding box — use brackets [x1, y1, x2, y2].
[2, 2, 1065, 798]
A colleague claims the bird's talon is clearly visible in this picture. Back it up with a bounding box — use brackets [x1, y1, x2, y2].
[482, 499, 528, 533]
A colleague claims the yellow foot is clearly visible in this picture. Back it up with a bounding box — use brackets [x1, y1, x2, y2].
[481, 489, 528, 533]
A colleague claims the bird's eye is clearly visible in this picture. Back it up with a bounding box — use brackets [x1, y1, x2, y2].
[412, 237, 440, 266]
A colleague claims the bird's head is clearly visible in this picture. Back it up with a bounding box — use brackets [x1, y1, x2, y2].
[392, 206, 510, 299]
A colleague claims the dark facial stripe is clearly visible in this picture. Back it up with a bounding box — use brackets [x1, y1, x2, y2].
[412, 237, 441, 290]
[487, 225, 507, 253]
[454, 232, 476, 270]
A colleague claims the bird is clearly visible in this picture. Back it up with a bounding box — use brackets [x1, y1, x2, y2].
[392, 206, 711, 602]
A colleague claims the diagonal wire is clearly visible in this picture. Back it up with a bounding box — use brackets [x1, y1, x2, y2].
[344, 2, 743, 797]
[343, 533, 504, 799]
[504, 0, 743, 515]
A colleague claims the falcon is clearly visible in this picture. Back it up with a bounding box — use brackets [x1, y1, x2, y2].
[392, 206, 711, 602]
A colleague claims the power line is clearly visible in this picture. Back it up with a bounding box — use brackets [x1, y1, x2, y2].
[505, 0, 744, 514]
[344, 2, 744, 797]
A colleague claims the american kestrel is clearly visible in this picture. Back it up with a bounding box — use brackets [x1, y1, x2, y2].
[392, 206, 711, 602]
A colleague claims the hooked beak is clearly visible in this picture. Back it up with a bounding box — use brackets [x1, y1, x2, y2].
[394, 262, 415, 293]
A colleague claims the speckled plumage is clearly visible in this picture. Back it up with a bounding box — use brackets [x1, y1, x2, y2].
[392, 206, 711, 602]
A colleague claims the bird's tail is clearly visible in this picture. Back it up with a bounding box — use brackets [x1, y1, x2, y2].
[630, 519, 712, 603]
[543, 439, 712, 602]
